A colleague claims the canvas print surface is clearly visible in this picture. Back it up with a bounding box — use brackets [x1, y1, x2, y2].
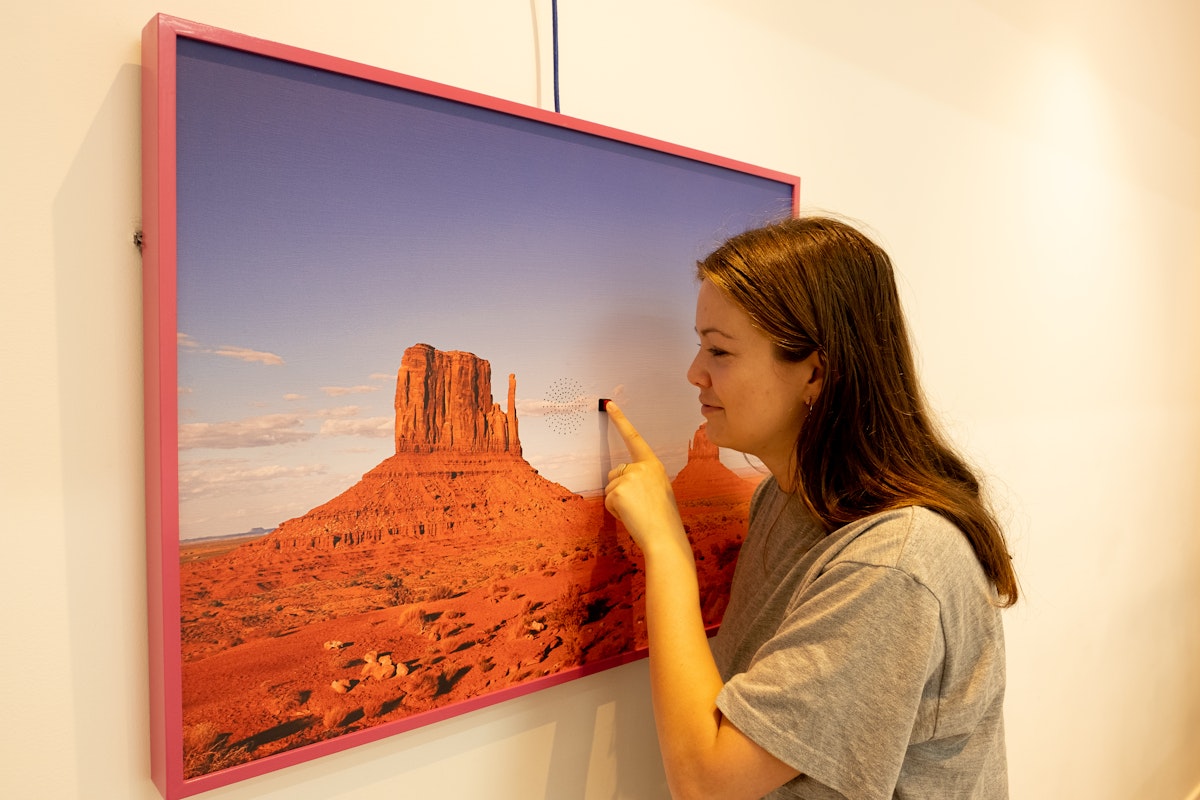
[166, 34, 795, 782]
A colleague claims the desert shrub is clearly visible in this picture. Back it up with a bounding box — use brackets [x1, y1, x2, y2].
[398, 605, 447, 636]
[521, 599, 544, 615]
[546, 587, 586, 630]
[381, 574, 415, 605]
[182, 722, 249, 779]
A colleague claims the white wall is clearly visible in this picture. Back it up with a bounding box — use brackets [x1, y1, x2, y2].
[3, 1, 1197, 798]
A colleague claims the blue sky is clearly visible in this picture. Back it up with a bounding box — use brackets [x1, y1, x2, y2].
[174, 39, 794, 539]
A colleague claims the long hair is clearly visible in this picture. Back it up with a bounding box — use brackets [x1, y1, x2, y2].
[698, 215, 1018, 606]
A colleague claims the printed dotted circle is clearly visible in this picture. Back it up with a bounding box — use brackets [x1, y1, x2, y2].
[543, 378, 588, 435]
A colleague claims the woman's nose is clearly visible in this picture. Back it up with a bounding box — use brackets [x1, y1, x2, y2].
[686, 352, 708, 388]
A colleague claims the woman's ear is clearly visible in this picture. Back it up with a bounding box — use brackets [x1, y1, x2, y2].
[803, 350, 825, 396]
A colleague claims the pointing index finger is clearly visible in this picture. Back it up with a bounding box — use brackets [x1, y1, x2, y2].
[603, 401, 656, 462]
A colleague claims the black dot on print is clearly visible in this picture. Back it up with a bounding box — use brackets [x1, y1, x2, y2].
[543, 378, 587, 436]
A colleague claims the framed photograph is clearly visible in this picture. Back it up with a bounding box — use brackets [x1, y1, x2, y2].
[142, 13, 799, 797]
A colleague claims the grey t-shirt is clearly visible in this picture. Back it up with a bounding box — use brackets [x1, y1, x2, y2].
[712, 479, 1008, 800]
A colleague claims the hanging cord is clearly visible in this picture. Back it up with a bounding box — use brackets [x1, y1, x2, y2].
[551, 0, 561, 112]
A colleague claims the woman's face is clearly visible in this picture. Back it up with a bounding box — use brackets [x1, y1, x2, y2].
[686, 279, 821, 485]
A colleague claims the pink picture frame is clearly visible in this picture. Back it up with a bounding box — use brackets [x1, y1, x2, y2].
[142, 13, 799, 797]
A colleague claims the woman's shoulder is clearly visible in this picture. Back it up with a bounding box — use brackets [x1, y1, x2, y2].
[830, 507, 993, 601]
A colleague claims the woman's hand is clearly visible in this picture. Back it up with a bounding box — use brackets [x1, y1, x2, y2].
[602, 402, 688, 557]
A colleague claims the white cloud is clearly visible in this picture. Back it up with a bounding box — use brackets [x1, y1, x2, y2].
[314, 405, 361, 418]
[515, 385, 625, 418]
[321, 385, 379, 396]
[177, 332, 284, 365]
[516, 397, 590, 419]
[179, 414, 313, 449]
[212, 345, 285, 365]
[178, 459, 328, 498]
[283, 393, 305, 401]
[319, 416, 392, 438]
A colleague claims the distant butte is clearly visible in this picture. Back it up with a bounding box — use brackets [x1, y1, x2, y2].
[671, 423, 760, 501]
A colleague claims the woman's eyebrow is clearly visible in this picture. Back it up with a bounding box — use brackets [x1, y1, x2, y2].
[696, 326, 735, 339]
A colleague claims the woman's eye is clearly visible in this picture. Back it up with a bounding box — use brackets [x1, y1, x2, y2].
[706, 346, 729, 357]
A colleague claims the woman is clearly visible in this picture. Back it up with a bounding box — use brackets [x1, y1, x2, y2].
[603, 215, 1016, 800]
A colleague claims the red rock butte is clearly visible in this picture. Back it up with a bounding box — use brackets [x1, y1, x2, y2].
[247, 344, 581, 557]
[395, 343, 520, 455]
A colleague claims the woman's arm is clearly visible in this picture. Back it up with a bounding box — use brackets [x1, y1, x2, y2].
[603, 403, 800, 799]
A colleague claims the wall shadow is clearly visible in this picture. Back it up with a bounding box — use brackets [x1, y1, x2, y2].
[52, 61, 149, 797]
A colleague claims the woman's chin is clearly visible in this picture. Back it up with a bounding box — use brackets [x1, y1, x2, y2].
[701, 423, 731, 448]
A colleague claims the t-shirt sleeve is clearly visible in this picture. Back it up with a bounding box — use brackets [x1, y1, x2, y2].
[716, 561, 942, 800]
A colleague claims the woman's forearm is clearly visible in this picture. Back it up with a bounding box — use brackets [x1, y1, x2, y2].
[641, 531, 726, 798]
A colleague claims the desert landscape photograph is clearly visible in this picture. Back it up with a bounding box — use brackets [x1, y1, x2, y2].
[166, 34, 794, 784]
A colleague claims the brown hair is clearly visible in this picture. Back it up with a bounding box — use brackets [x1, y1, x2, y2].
[698, 215, 1018, 606]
